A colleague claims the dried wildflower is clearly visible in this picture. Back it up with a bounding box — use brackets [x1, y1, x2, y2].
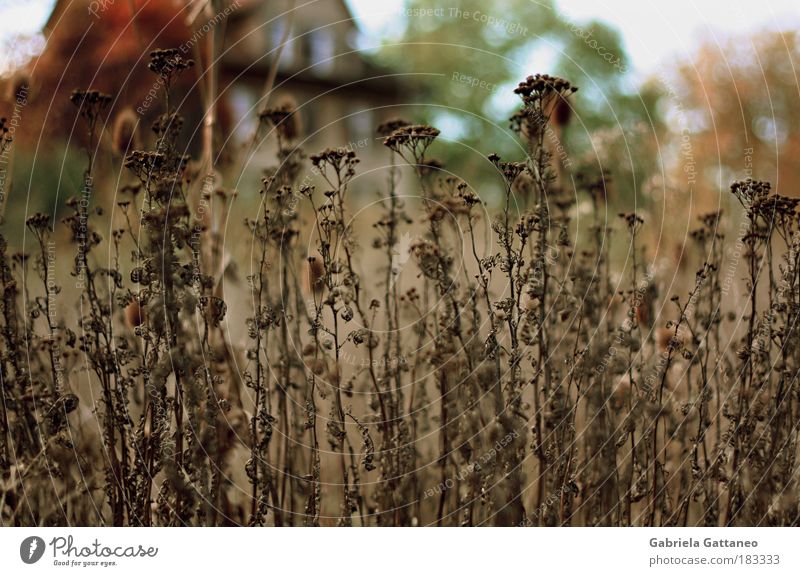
[427, 194, 471, 222]
[488, 153, 527, 185]
[124, 150, 165, 173]
[383, 124, 440, 164]
[460, 187, 481, 208]
[6, 59, 800, 530]
[699, 210, 723, 229]
[346, 409, 376, 472]
[25, 212, 51, 234]
[351, 329, 366, 345]
[147, 48, 194, 79]
[513, 73, 577, 102]
[730, 178, 771, 209]
[259, 97, 302, 141]
[618, 211, 644, 232]
[752, 193, 798, 224]
[70, 89, 112, 122]
[309, 148, 360, 184]
[511, 74, 577, 141]
[45, 394, 79, 434]
[0, 117, 13, 150]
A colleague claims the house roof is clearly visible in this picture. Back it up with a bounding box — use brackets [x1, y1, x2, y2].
[220, 0, 399, 95]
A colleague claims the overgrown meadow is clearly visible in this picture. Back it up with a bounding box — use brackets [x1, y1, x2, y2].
[1, 50, 799, 527]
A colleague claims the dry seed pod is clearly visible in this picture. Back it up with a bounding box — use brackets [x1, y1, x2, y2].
[305, 256, 325, 297]
[112, 107, 140, 155]
[124, 300, 145, 328]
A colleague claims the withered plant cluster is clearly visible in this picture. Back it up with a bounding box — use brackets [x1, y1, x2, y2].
[1, 62, 799, 526]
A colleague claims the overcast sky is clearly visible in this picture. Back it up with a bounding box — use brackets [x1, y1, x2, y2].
[348, 0, 800, 74]
[2, 0, 799, 75]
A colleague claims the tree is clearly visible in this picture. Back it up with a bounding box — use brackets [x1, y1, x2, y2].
[667, 31, 800, 214]
[375, 0, 664, 205]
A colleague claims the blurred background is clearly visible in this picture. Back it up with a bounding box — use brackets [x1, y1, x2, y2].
[1, 0, 799, 239]
[1, 0, 799, 527]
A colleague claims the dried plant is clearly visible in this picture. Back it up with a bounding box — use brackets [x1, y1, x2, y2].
[1, 59, 799, 529]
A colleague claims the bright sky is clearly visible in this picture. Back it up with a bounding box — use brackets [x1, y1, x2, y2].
[347, 0, 800, 74]
[1, 0, 799, 75]
[0, 0, 52, 74]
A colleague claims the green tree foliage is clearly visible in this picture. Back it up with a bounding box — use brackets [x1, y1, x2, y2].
[378, 0, 664, 204]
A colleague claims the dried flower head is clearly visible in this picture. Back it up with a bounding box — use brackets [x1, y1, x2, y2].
[511, 75, 577, 140]
[70, 89, 112, 122]
[0, 117, 13, 151]
[383, 124, 440, 164]
[260, 97, 302, 141]
[730, 178, 771, 210]
[25, 212, 51, 235]
[147, 48, 195, 80]
[488, 153, 527, 186]
[618, 211, 644, 232]
[513, 73, 577, 102]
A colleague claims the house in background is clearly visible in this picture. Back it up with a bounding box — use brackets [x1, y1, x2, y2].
[7, 0, 401, 173]
[222, 0, 401, 166]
